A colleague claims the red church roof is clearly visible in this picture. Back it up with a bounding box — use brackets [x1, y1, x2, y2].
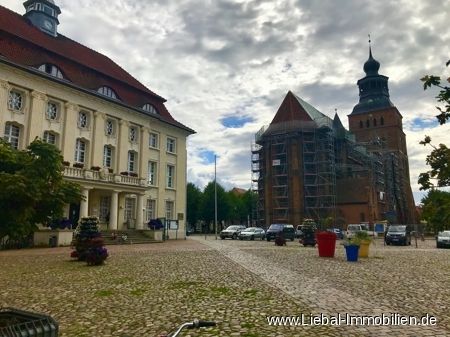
[261, 91, 332, 137]
[0, 4, 194, 133]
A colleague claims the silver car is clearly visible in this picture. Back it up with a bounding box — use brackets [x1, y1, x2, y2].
[238, 227, 265, 241]
[220, 225, 246, 240]
[436, 231, 450, 248]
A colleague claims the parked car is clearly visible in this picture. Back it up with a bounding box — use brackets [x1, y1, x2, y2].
[238, 227, 265, 240]
[384, 225, 411, 246]
[436, 231, 450, 248]
[266, 224, 295, 241]
[327, 228, 344, 239]
[346, 224, 377, 239]
[220, 225, 246, 240]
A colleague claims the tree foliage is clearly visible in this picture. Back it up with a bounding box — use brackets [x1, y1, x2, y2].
[186, 182, 202, 226]
[418, 60, 450, 190]
[421, 190, 450, 233]
[0, 139, 83, 241]
[186, 181, 257, 230]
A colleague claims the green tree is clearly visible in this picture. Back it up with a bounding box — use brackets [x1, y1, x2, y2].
[186, 182, 202, 227]
[201, 182, 229, 228]
[418, 60, 450, 190]
[421, 190, 450, 233]
[0, 139, 83, 241]
[227, 191, 247, 224]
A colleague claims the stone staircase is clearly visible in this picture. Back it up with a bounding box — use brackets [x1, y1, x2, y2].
[101, 230, 161, 245]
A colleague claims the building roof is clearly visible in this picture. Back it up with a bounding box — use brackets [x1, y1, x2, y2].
[0, 4, 194, 134]
[262, 91, 332, 137]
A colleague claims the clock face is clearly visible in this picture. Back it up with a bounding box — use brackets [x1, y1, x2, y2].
[43, 20, 53, 30]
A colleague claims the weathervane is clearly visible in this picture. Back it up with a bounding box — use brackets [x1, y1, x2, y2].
[368, 33, 371, 46]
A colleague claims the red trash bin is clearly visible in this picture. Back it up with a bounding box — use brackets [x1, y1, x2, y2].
[316, 231, 337, 257]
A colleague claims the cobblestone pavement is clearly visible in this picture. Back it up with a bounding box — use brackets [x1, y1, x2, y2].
[193, 236, 450, 336]
[0, 237, 449, 336]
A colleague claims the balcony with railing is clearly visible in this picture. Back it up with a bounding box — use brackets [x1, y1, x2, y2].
[63, 167, 147, 187]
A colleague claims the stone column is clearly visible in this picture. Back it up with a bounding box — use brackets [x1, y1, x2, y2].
[116, 119, 129, 173]
[136, 194, 145, 230]
[27, 90, 47, 144]
[0, 80, 10, 131]
[62, 103, 79, 161]
[79, 187, 91, 218]
[91, 111, 105, 167]
[139, 126, 148, 178]
[109, 190, 119, 230]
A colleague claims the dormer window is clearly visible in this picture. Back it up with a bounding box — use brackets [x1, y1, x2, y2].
[97, 86, 118, 99]
[38, 64, 64, 79]
[43, 4, 55, 16]
[142, 104, 158, 114]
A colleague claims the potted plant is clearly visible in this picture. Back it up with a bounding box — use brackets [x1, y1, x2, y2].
[62, 160, 70, 167]
[354, 231, 372, 258]
[342, 238, 360, 262]
[120, 171, 129, 176]
[90, 166, 101, 171]
[73, 162, 84, 169]
[129, 172, 138, 177]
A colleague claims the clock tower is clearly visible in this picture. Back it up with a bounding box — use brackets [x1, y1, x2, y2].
[23, 0, 61, 37]
[348, 45, 417, 224]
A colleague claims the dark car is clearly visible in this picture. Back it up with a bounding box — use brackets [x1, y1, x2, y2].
[238, 227, 265, 240]
[436, 231, 450, 248]
[266, 224, 295, 242]
[220, 225, 246, 240]
[385, 225, 411, 246]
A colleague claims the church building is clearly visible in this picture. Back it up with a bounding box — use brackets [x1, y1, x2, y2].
[252, 46, 416, 227]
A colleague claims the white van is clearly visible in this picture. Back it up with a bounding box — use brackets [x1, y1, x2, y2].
[346, 224, 376, 238]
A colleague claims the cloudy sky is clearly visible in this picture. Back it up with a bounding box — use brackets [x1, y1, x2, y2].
[3, 0, 449, 204]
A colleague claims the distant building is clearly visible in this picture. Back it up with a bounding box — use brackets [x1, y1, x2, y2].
[0, 1, 194, 234]
[252, 47, 416, 227]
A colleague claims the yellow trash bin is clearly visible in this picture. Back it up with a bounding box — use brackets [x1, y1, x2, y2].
[358, 240, 371, 258]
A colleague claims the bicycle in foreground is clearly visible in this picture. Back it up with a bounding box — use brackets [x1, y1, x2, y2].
[159, 319, 216, 337]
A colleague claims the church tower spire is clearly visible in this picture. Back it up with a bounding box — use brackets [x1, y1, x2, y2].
[351, 39, 394, 114]
[23, 0, 61, 37]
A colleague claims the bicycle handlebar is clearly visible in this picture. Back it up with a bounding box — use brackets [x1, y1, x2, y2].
[162, 319, 217, 337]
[189, 320, 216, 328]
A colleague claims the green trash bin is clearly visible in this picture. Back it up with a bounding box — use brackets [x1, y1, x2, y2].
[0, 307, 59, 337]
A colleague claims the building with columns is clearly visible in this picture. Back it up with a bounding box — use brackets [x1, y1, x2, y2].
[0, 1, 194, 234]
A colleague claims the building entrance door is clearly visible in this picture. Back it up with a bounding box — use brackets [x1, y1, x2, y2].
[69, 203, 80, 228]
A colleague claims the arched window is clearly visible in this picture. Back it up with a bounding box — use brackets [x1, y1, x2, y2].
[4, 123, 21, 149]
[366, 119, 370, 128]
[359, 121, 363, 128]
[380, 116, 384, 125]
[43, 131, 57, 145]
[373, 118, 377, 126]
[75, 138, 87, 163]
[97, 86, 118, 99]
[103, 145, 114, 168]
[143, 103, 158, 114]
[38, 64, 64, 79]
[127, 151, 137, 172]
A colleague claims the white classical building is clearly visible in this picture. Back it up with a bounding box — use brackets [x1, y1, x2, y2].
[0, 0, 194, 235]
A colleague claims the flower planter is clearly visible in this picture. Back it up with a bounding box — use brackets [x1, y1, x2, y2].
[316, 231, 337, 257]
[344, 245, 359, 262]
[358, 240, 371, 258]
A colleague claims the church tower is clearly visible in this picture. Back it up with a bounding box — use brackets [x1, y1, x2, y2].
[348, 44, 416, 224]
[23, 0, 61, 37]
